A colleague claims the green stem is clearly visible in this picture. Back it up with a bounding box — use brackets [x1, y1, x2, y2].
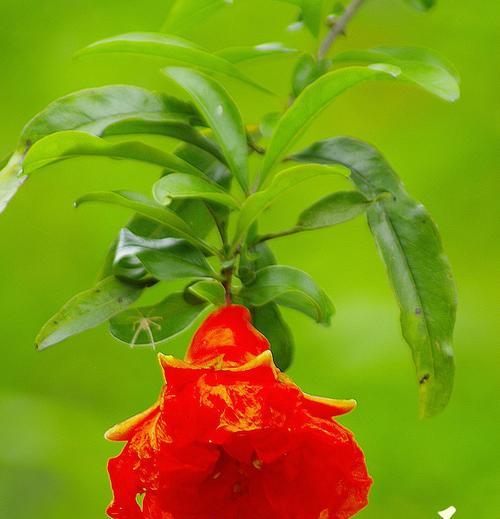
[257, 226, 302, 243]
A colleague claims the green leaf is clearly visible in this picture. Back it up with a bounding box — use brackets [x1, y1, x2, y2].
[114, 228, 214, 281]
[292, 54, 331, 97]
[216, 43, 297, 63]
[22, 131, 205, 177]
[239, 265, 334, 325]
[238, 241, 277, 284]
[297, 190, 372, 229]
[102, 115, 225, 163]
[404, 0, 437, 11]
[164, 67, 249, 192]
[279, 0, 327, 37]
[293, 137, 456, 417]
[333, 46, 460, 101]
[0, 85, 192, 214]
[251, 303, 294, 371]
[187, 279, 226, 306]
[153, 173, 240, 209]
[109, 292, 208, 346]
[35, 276, 142, 350]
[75, 190, 219, 256]
[260, 66, 401, 184]
[78, 32, 268, 93]
[232, 163, 346, 250]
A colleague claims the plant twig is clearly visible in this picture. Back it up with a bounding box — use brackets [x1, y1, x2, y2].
[257, 227, 302, 244]
[318, 0, 365, 60]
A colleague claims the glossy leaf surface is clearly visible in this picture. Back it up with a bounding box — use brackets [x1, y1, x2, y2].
[239, 265, 334, 325]
[164, 67, 249, 192]
[35, 276, 142, 350]
[153, 173, 240, 209]
[293, 137, 456, 417]
[109, 292, 207, 346]
[334, 46, 460, 101]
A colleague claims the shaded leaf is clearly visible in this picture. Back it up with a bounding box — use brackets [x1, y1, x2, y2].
[22, 131, 205, 177]
[239, 265, 334, 325]
[297, 190, 372, 229]
[216, 43, 297, 63]
[109, 292, 208, 346]
[153, 173, 240, 209]
[75, 190, 219, 256]
[280, 0, 327, 37]
[292, 54, 330, 97]
[293, 137, 456, 417]
[114, 228, 214, 281]
[35, 276, 142, 350]
[260, 65, 401, 183]
[187, 279, 226, 306]
[164, 67, 249, 192]
[77, 32, 268, 92]
[232, 163, 346, 250]
[163, 0, 230, 34]
[251, 302, 294, 371]
[334, 46, 460, 101]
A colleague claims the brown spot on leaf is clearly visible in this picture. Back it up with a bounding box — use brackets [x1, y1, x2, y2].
[419, 373, 430, 384]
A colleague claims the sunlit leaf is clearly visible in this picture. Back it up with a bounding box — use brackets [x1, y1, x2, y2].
[239, 265, 334, 325]
[35, 276, 142, 350]
[113, 228, 214, 281]
[279, 0, 327, 37]
[334, 46, 460, 101]
[153, 173, 240, 209]
[232, 163, 346, 250]
[164, 67, 249, 192]
[163, 0, 230, 34]
[260, 66, 401, 184]
[187, 279, 226, 306]
[0, 85, 194, 214]
[251, 302, 294, 370]
[109, 292, 208, 346]
[77, 32, 268, 92]
[293, 137, 456, 417]
[22, 131, 205, 177]
[292, 54, 331, 97]
[75, 190, 219, 256]
[216, 43, 297, 63]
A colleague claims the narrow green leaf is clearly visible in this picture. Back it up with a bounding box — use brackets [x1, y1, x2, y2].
[293, 137, 456, 417]
[153, 173, 240, 209]
[404, 0, 437, 11]
[1, 85, 190, 214]
[187, 279, 226, 306]
[333, 46, 460, 101]
[22, 131, 205, 177]
[75, 190, 219, 256]
[35, 276, 142, 350]
[164, 67, 249, 192]
[232, 163, 346, 250]
[251, 303, 294, 371]
[78, 33, 268, 93]
[260, 66, 401, 183]
[102, 115, 225, 163]
[114, 228, 214, 281]
[279, 0, 327, 37]
[292, 54, 331, 97]
[297, 191, 372, 229]
[239, 265, 334, 325]
[109, 292, 208, 346]
[216, 43, 297, 63]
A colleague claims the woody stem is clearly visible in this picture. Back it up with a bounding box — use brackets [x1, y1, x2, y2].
[318, 0, 365, 59]
[221, 266, 234, 305]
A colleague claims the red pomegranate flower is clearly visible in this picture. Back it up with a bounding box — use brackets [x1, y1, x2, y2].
[106, 305, 372, 518]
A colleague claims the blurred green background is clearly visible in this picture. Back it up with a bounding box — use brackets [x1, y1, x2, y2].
[0, 0, 498, 517]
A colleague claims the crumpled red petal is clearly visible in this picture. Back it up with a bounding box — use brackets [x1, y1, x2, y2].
[106, 305, 372, 519]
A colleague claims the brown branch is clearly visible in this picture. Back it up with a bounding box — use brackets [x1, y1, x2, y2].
[318, 0, 365, 60]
